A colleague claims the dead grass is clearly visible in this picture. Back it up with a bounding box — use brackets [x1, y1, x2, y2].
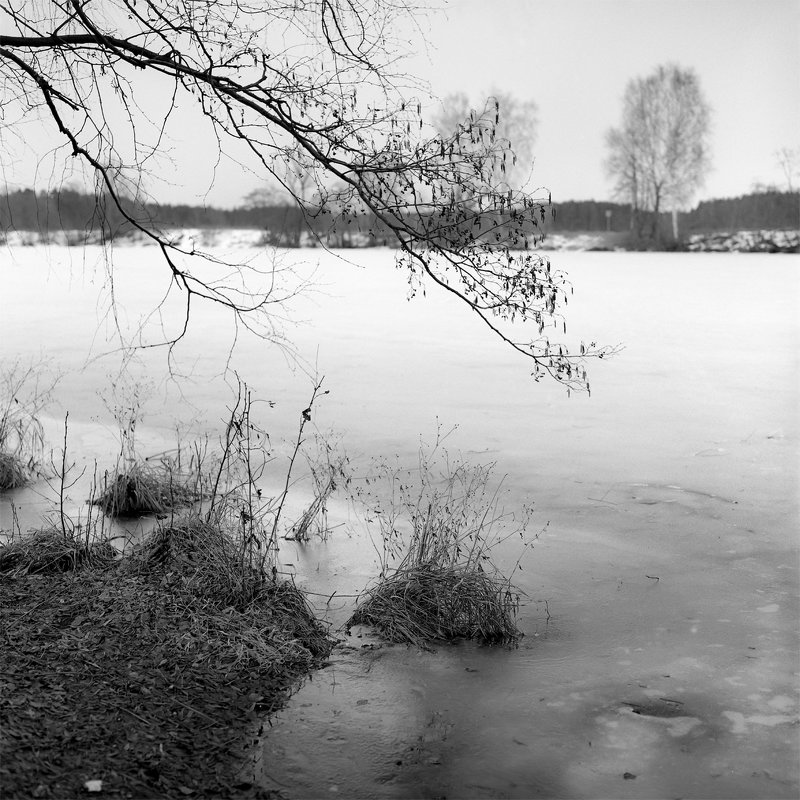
[94, 460, 202, 517]
[286, 438, 348, 543]
[348, 563, 519, 646]
[0, 357, 58, 490]
[287, 473, 336, 542]
[0, 518, 332, 799]
[0, 527, 117, 576]
[0, 451, 29, 490]
[126, 513, 268, 608]
[0, 375, 342, 796]
[347, 446, 530, 648]
[123, 514, 331, 655]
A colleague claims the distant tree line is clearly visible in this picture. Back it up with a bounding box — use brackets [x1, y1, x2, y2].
[683, 191, 799, 234]
[551, 192, 799, 237]
[0, 186, 304, 234]
[0, 187, 394, 247]
[1, 187, 797, 246]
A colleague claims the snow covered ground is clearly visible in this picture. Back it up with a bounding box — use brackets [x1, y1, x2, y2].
[3, 225, 798, 251]
[687, 228, 799, 252]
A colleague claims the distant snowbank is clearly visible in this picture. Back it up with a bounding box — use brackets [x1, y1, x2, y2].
[0, 226, 379, 250]
[0, 227, 267, 249]
[537, 232, 620, 251]
[2, 226, 798, 253]
[686, 229, 799, 253]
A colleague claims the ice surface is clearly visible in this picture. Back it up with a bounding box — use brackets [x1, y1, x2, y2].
[1, 245, 798, 798]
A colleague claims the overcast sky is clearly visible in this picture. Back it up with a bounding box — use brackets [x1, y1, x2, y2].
[409, 0, 800, 205]
[193, 0, 800, 207]
[240, 0, 799, 206]
[3, 0, 798, 208]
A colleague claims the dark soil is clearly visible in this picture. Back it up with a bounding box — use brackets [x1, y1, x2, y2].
[0, 560, 333, 799]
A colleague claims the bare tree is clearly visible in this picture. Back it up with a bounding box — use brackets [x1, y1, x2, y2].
[775, 146, 799, 193]
[0, 0, 609, 388]
[241, 187, 283, 209]
[774, 146, 800, 230]
[605, 64, 711, 243]
[433, 90, 539, 191]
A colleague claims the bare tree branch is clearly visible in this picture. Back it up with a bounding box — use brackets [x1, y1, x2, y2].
[0, 0, 611, 388]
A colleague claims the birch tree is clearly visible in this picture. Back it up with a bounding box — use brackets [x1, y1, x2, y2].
[775, 146, 799, 193]
[605, 64, 711, 242]
[433, 90, 539, 191]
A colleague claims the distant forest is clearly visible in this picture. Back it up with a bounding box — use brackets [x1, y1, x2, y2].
[1, 187, 797, 247]
[552, 192, 799, 237]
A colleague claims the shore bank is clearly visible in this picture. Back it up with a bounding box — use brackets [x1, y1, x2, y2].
[0, 532, 332, 800]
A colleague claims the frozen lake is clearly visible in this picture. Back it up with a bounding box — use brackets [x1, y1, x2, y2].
[1, 244, 798, 798]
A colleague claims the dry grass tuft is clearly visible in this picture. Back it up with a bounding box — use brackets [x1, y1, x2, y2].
[94, 460, 202, 517]
[0, 528, 116, 576]
[287, 439, 348, 542]
[347, 445, 530, 648]
[125, 513, 260, 606]
[0, 451, 28, 490]
[121, 515, 333, 672]
[348, 563, 519, 646]
[124, 516, 329, 658]
[254, 580, 334, 660]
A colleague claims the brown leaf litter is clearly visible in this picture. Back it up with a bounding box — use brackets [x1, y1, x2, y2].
[0, 530, 333, 799]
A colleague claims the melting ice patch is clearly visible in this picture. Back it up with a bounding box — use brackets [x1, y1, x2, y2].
[723, 710, 800, 734]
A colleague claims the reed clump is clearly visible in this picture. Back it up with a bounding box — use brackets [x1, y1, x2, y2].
[94, 460, 202, 517]
[287, 440, 347, 542]
[0, 358, 57, 490]
[349, 563, 519, 646]
[348, 447, 530, 649]
[95, 372, 205, 517]
[126, 513, 261, 606]
[0, 451, 28, 490]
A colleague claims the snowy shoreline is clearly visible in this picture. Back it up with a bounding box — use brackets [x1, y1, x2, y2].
[2, 226, 798, 253]
[685, 229, 799, 253]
